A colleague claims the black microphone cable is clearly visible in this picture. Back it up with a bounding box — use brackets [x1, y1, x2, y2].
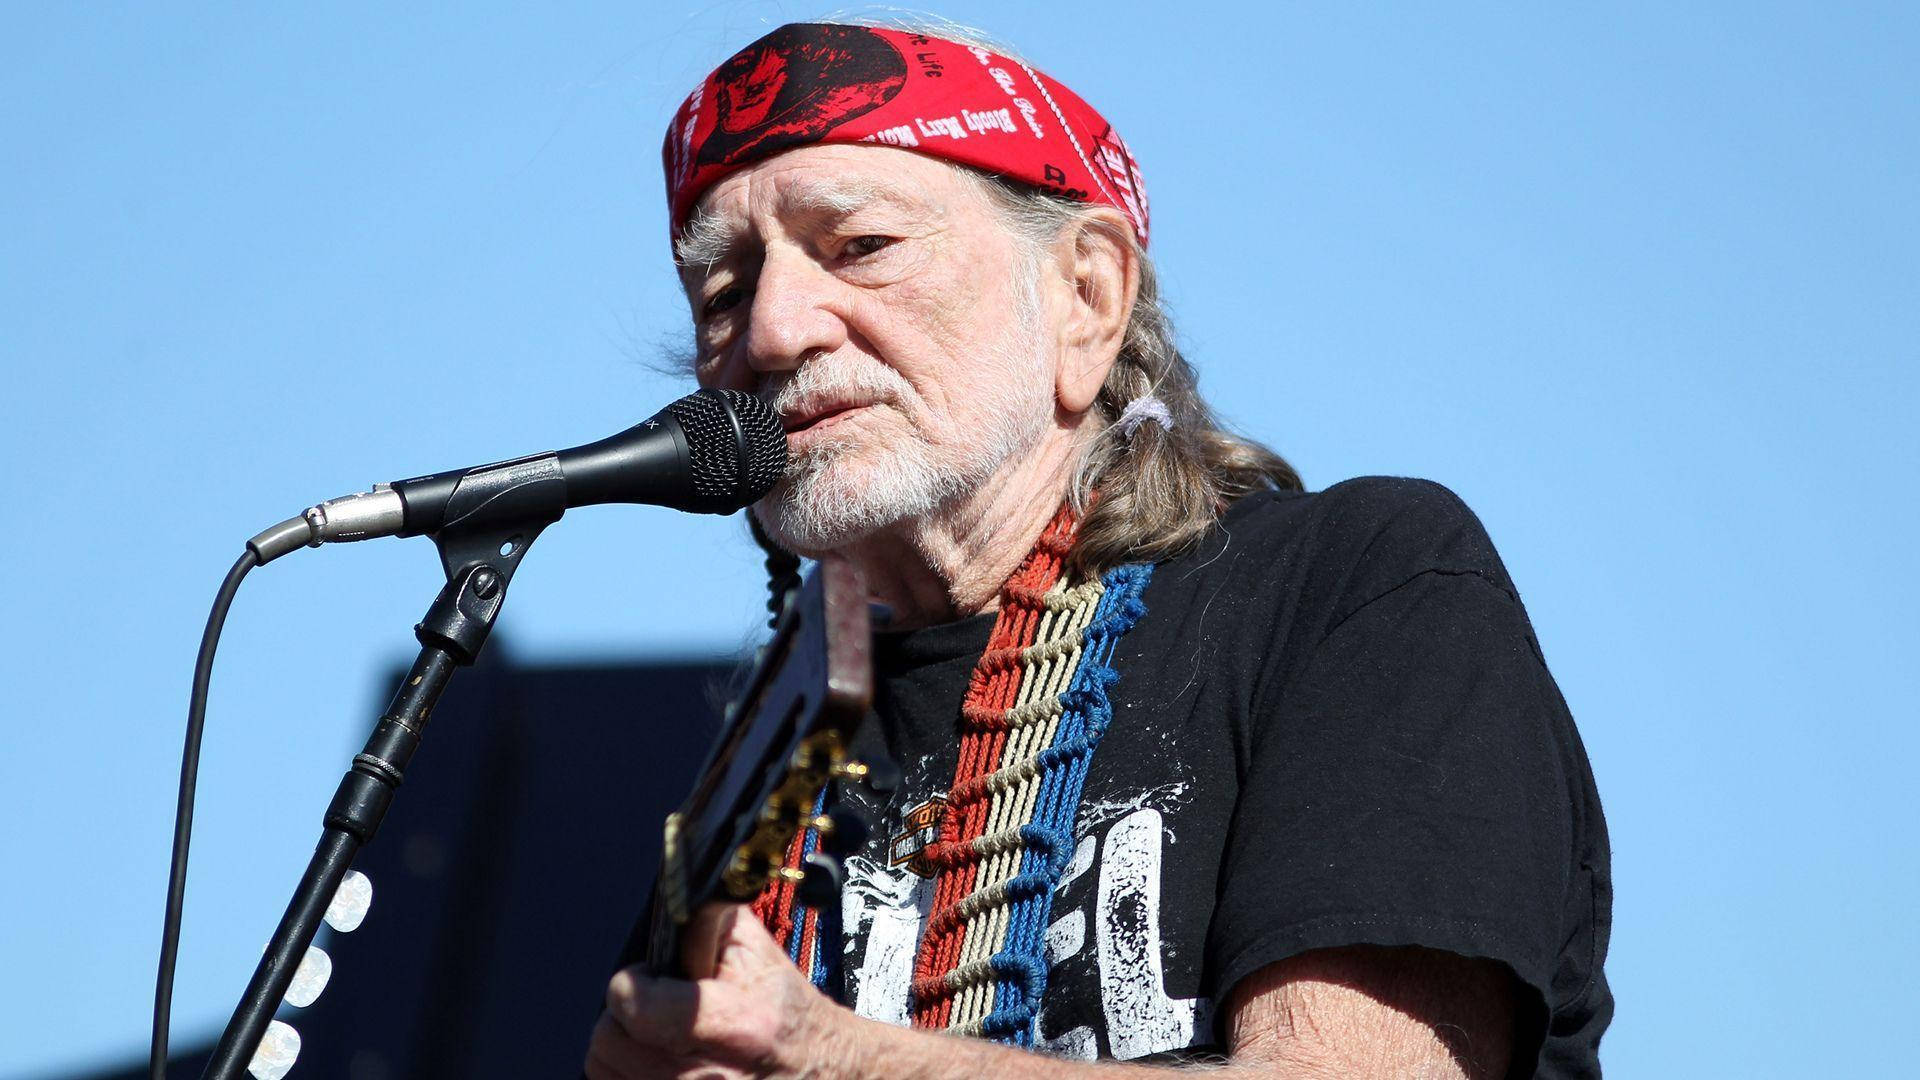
[146, 389, 785, 1078]
[152, 548, 260, 1080]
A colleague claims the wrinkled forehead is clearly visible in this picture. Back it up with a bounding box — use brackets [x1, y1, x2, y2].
[674, 145, 979, 267]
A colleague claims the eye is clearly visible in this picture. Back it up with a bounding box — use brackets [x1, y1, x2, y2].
[702, 286, 747, 319]
[841, 235, 896, 259]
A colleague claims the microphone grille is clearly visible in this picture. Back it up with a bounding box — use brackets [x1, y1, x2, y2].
[667, 389, 788, 509]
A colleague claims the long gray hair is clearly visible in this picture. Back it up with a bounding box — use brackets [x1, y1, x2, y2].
[973, 175, 1301, 574]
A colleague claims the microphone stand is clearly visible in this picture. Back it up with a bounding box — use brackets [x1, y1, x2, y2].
[199, 513, 553, 1080]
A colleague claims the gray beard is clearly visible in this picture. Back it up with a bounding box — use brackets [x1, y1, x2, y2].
[752, 344, 1051, 555]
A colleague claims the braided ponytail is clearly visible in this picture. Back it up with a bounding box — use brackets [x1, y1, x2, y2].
[748, 512, 803, 630]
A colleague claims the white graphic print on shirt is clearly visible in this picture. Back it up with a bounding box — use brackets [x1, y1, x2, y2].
[840, 804, 1209, 1060]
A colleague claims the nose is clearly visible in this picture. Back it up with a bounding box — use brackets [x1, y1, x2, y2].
[743, 246, 848, 380]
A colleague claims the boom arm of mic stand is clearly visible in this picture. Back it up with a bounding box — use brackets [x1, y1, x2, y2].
[199, 516, 552, 1080]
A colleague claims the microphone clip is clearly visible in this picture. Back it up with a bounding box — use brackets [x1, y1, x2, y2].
[414, 470, 565, 660]
[415, 525, 541, 664]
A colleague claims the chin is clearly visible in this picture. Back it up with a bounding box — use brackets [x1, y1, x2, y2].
[754, 448, 952, 555]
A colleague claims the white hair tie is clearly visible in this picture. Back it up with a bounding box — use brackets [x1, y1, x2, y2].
[1117, 395, 1174, 439]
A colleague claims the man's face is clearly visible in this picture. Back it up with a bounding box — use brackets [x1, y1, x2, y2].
[679, 144, 1059, 553]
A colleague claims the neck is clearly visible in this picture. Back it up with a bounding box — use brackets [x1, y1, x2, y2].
[837, 423, 1086, 631]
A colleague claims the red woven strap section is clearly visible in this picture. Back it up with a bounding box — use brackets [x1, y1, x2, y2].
[751, 826, 811, 954]
[910, 507, 1078, 1028]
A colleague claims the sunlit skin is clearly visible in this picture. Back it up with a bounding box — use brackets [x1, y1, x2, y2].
[587, 904, 1515, 1080]
[678, 143, 1129, 631]
[586, 144, 1516, 1079]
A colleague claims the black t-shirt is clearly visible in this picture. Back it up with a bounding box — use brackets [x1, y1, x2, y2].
[829, 477, 1612, 1078]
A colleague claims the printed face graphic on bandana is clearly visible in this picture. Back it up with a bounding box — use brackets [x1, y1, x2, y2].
[698, 24, 909, 168]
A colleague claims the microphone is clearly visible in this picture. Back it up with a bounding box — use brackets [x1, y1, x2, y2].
[247, 389, 786, 565]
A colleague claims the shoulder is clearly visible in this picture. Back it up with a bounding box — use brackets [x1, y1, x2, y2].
[1227, 474, 1489, 545]
[1219, 476, 1513, 594]
[1138, 478, 1525, 663]
[1296, 475, 1482, 536]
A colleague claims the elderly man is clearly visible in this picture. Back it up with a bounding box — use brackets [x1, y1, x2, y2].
[588, 21, 1610, 1080]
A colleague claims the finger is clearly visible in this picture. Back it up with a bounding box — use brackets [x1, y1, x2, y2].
[605, 966, 701, 1053]
[682, 903, 753, 980]
[584, 1010, 672, 1080]
[713, 902, 800, 976]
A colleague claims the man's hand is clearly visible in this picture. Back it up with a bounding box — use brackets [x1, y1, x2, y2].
[585, 904, 845, 1080]
[585, 904, 1516, 1080]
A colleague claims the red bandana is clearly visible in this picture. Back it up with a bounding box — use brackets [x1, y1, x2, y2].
[662, 23, 1149, 247]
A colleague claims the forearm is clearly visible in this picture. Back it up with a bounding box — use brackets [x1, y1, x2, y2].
[808, 1008, 1247, 1080]
[589, 907, 1500, 1080]
[802, 942, 1513, 1080]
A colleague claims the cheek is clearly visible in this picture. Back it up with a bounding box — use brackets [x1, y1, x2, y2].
[688, 332, 756, 393]
[847, 268, 1030, 417]
[697, 361, 753, 393]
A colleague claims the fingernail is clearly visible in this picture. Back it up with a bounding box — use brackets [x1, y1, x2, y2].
[607, 970, 640, 1012]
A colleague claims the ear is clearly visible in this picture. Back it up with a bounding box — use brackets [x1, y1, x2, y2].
[1050, 211, 1140, 416]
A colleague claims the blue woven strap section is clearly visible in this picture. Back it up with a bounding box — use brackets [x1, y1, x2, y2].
[790, 786, 832, 985]
[811, 886, 840, 991]
[979, 562, 1153, 1045]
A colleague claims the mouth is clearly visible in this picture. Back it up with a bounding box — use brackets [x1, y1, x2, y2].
[781, 400, 868, 436]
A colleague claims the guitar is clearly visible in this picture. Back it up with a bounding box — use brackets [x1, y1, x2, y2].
[642, 557, 883, 975]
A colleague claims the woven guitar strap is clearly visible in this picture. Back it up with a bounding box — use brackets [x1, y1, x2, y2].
[753, 507, 1153, 1046]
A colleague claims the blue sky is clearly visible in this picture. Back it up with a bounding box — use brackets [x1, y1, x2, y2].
[2, 4, 1914, 1076]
